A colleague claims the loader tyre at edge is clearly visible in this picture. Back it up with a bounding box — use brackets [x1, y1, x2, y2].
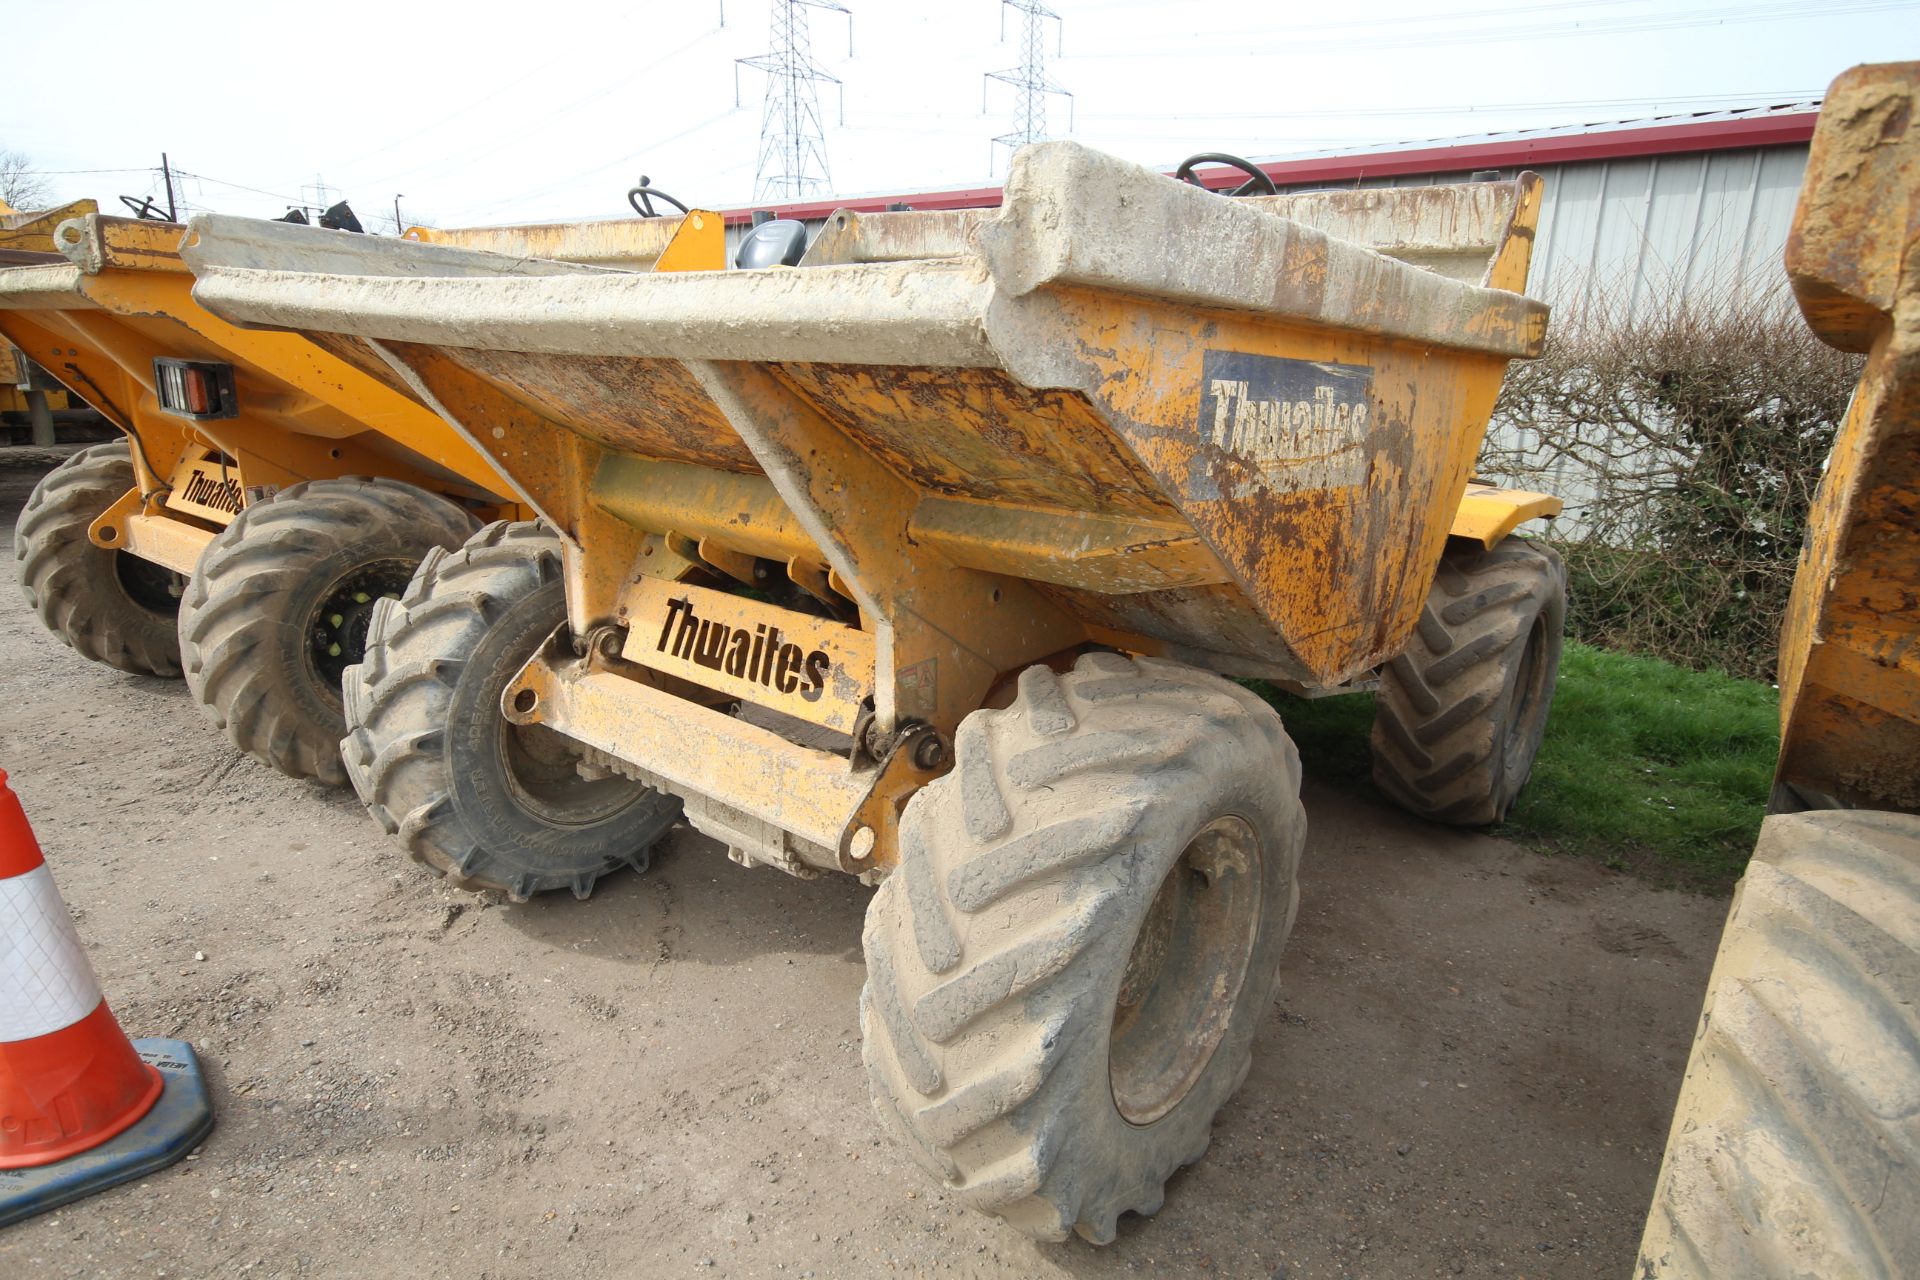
[862, 652, 1306, 1243]
[178, 477, 478, 785]
[341, 520, 680, 901]
[1371, 535, 1565, 825]
[1636, 810, 1920, 1278]
[13, 441, 183, 677]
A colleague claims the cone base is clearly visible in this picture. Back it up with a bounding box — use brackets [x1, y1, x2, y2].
[0, 1002, 165, 1169]
[0, 1039, 213, 1229]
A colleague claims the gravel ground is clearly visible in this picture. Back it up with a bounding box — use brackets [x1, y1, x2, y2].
[0, 460, 1728, 1278]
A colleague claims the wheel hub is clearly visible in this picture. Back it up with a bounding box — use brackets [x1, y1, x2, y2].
[308, 560, 415, 689]
[1109, 815, 1264, 1127]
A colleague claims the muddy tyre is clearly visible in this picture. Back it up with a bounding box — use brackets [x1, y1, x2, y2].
[1371, 535, 1565, 825]
[1637, 810, 1920, 1278]
[341, 520, 679, 900]
[177, 477, 477, 785]
[13, 441, 183, 676]
[862, 653, 1306, 1243]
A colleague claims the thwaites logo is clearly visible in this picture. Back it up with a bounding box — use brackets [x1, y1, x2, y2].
[1197, 350, 1375, 490]
[657, 595, 830, 701]
[179, 467, 245, 516]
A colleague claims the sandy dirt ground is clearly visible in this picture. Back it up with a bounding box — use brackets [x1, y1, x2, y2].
[0, 459, 1729, 1278]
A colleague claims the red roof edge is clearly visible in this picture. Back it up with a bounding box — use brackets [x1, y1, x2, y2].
[719, 109, 1819, 224]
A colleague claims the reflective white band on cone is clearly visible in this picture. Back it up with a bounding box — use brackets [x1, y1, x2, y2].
[0, 864, 105, 1042]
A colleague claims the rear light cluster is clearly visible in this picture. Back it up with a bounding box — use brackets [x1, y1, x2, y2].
[153, 358, 239, 420]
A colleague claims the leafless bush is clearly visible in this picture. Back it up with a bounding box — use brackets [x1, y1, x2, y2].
[1481, 278, 1862, 681]
[0, 150, 51, 210]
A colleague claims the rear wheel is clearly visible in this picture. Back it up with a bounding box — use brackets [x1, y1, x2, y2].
[341, 520, 680, 901]
[177, 477, 477, 785]
[862, 653, 1305, 1242]
[1638, 810, 1920, 1278]
[1371, 535, 1565, 825]
[12, 441, 183, 677]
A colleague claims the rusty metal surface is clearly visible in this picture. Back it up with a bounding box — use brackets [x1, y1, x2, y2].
[978, 145, 1546, 359]
[1777, 61, 1920, 812]
[404, 215, 689, 271]
[183, 148, 1544, 684]
[455, 348, 755, 473]
[774, 361, 1179, 520]
[687, 357, 1087, 733]
[179, 214, 609, 281]
[908, 494, 1228, 594]
[1242, 176, 1542, 289]
[502, 646, 873, 856]
[797, 209, 991, 266]
[182, 139, 1551, 867]
[0, 200, 98, 255]
[0, 216, 518, 510]
[991, 284, 1517, 680]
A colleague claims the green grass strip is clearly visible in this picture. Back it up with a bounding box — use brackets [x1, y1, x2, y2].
[1254, 642, 1779, 891]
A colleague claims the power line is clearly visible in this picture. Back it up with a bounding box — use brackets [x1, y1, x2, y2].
[172, 170, 307, 206]
[983, 1, 1072, 173]
[298, 6, 707, 185]
[346, 22, 729, 193]
[736, 0, 853, 201]
[1070, 0, 1916, 58]
[29, 167, 161, 176]
[1078, 90, 1821, 123]
[1070, 0, 1686, 27]
[437, 106, 739, 221]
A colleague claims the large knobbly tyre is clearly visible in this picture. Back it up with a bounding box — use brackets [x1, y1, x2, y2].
[177, 477, 477, 785]
[862, 653, 1306, 1243]
[341, 520, 680, 901]
[13, 441, 182, 676]
[1371, 535, 1565, 825]
[1637, 810, 1920, 1279]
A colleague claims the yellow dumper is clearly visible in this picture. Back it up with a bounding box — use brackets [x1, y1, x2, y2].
[1, 207, 720, 784]
[1639, 62, 1920, 1278]
[183, 144, 1561, 1240]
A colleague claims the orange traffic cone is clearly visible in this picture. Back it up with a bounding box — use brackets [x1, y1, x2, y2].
[0, 769, 212, 1225]
[0, 768, 162, 1167]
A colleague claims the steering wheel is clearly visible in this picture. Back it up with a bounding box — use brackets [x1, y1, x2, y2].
[1173, 152, 1277, 198]
[118, 194, 171, 221]
[627, 176, 691, 218]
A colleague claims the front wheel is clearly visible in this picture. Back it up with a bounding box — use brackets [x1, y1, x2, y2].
[178, 477, 478, 785]
[341, 521, 680, 901]
[862, 652, 1305, 1243]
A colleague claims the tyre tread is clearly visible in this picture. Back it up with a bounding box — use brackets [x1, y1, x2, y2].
[863, 653, 1305, 1241]
[13, 441, 182, 676]
[1371, 536, 1565, 825]
[177, 477, 477, 784]
[1637, 810, 1920, 1278]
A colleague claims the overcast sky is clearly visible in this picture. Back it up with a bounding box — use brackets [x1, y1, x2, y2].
[3, 0, 1911, 232]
